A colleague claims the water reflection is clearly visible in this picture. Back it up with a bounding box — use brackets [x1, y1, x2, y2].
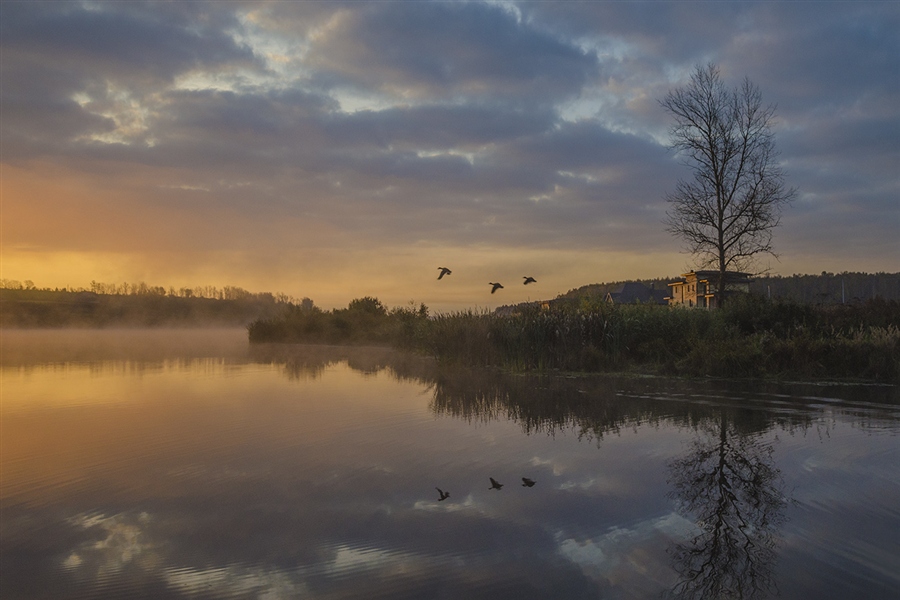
[414, 367, 798, 599]
[249, 344, 899, 599]
[666, 410, 786, 600]
[425, 364, 899, 438]
[249, 343, 434, 383]
[3, 334, 899, 599]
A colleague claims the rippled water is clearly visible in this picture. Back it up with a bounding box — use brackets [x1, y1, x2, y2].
[2, 329, 899, 600]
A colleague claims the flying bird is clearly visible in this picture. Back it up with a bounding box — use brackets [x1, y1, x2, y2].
[437, 267, 452, 280]
[521, 478, 536, 487]
[489, 282, 504, 294]
[489, 477, 504, 490]
[523, 277, 537, 285]
[436, 487, 450, 501]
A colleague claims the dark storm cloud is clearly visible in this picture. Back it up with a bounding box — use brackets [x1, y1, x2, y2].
[521, 0, 748, 61]
[1, 62, 117, 147]
[507, 120, 670, 177]
[156, 88, 336, 147]
[0, 2, 258, 82]
[0, 1, 264, 160]
[306, 1, 599, 104]
[723, 2, 899, 155]
[0, 3, 259, 88]
[327, 104, 557, 149]
[729, 1, 899, 96]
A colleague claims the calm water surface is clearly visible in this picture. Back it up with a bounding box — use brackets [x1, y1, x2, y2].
[2, 329, 899, 600]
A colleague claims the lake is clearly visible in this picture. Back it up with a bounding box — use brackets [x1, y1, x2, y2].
[2, 329, 899, 600]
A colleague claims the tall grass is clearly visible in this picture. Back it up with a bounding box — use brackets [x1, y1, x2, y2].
[415, 296, 899, 381]
[248, 295, 900, 381]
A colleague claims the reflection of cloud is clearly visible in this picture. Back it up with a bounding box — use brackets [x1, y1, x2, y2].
[529, 455, 567, 476]
[63, 512, 157, 577]
[328, 544, 422, 577]
[413, 493, 478, 512]
[164, 564, 309, 599]
[556, 512, 692, 588]
[557, 475, 617, 492]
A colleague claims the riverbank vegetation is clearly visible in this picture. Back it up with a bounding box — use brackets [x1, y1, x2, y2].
[247, 297, 429, 346]
[248, 294, 900, 382]
[0, 282, 298, 327]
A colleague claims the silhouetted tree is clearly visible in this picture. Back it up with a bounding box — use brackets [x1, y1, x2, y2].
[347, 296, 387, 316]
[662, 63, 796, 303]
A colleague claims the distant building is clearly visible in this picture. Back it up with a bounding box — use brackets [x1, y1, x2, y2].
[667, 270, 752, 309]
[605, 282, 668, 305]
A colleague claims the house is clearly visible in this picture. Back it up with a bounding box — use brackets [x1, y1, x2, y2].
[605, 282, 668, 305]
[666, 270, 752, 308]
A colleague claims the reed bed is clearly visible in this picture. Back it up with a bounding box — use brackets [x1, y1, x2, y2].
[414, 297, 899, 380]
[249, 296, 900, 381]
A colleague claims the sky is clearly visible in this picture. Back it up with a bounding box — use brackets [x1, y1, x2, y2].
[2, 0, 898, 311]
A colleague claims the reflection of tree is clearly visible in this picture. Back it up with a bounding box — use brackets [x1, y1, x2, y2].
[427, 370, 825, 445]
[428, 368, 660, 441]
[667, 410, 788, 600]
[248, 344, 434, 381]
[250, 350, 892, 600]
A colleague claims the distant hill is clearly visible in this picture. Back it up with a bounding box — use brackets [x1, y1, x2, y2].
[559, 272, 900, 303]
[558, 278, 672, 302]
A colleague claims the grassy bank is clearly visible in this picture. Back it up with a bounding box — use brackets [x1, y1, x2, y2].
[248, 295, 900, 382]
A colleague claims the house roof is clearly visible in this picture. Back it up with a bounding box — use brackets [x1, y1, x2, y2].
[669, 270, 753, 286]
[681, 270, 752, 279]
[606, 282, 668, 304]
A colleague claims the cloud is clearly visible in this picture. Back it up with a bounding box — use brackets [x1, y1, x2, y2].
[1, 1, 897, 303]
[305, 2, 599, 106]
[1, 2, 259, 83]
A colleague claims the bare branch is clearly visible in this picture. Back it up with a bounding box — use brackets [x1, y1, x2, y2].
[661, 64, 795, 301]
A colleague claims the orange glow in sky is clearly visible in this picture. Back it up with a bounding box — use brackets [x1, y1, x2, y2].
[2, 2, 897, 310]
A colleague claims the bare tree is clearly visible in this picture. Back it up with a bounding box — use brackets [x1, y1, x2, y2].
[662, 64, 796, 302]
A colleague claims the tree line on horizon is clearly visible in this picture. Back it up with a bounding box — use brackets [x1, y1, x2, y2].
[0, 281, 309, 328]
[559, 271, 900, 305]
[0, 278, 305, 304]
[3, 271, 897, 329]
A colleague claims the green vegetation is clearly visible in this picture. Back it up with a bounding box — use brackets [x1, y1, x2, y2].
[0, 282, 297, 327]
[6, 275, 898, 381]
[248, 294, 899, 382]
[247, 297, 429, 346]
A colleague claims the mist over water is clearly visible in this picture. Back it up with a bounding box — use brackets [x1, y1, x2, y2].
[2, 330, 898, 599]
[1, 328, 252, 365]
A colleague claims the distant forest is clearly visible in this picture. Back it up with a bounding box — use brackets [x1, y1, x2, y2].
[560, 271, 900, 304]
[2, 271, 898, 328]
[0, 280, 307, 328]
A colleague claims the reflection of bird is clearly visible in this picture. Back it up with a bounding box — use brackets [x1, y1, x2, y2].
[521, 477, 536, 487]
[436, 487, 450, 501]
[489, 477, 504, 490]
[523, 277, 537, 285]
[437, 267, 452, 280]
[489, 282, 504, 294]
